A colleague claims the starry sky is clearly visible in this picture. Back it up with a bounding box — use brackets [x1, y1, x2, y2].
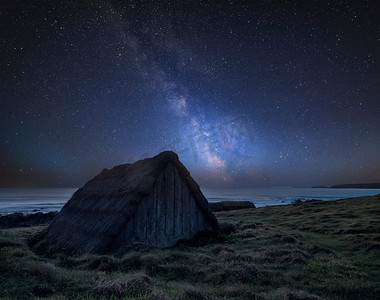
[1, 0, 379, 188]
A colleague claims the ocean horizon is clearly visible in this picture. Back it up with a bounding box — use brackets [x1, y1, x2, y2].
[0, 187, 379, 215]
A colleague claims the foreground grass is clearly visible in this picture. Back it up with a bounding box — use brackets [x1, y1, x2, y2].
[0, 195, 379, 299]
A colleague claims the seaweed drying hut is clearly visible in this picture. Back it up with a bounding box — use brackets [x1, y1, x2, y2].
[45, 151, 220, 254]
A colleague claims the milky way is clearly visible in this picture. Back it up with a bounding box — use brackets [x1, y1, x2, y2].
[1, 1, 379, 187]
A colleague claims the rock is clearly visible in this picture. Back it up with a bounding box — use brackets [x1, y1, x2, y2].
[209, 201, 255, 212]
[304, 199, 322, 203]
[292, 199, 322, 205]
[292, 199, 303, 204]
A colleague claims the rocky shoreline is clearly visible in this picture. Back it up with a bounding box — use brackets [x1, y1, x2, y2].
[0, 211, 58, 229]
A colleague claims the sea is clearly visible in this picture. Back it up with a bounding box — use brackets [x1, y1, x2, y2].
[0, 187, 379, 215]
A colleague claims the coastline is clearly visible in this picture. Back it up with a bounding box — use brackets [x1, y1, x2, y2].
[0, 194, 379, 299]
[1, 194, 379, 229]
[2, 187, 380, 216]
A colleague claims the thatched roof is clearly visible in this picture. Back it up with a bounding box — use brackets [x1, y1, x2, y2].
[46, 151, 220, 254]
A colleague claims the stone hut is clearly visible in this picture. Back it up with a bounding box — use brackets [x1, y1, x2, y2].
[45, 151, 220, 254]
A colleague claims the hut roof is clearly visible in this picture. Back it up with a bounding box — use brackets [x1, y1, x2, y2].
[46, 151, 220, 254]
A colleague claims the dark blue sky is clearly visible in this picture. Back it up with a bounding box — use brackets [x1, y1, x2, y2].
[1, 0, 379, 188]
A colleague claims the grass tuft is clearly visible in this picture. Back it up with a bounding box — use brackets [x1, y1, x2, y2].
[94, 272, 152, 298]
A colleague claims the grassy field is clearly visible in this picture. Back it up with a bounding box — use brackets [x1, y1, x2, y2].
[0, 194, 379, 299]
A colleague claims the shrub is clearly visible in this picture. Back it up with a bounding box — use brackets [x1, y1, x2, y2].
[119, 252, 143, 272]
[32, 284, 55, 297]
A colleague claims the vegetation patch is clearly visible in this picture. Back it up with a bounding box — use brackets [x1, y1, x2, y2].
[0, 194, 379, 299]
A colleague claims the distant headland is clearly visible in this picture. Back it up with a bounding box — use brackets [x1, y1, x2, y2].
[312, 183, 380, 189]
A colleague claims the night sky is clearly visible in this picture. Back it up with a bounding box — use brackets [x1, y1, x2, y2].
[1, 1, 379, 188]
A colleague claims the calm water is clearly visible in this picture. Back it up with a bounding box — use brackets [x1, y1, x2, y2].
[0, 187, 379, 215]
[203, 187, 380, 207]
[0, 188, 76, 215]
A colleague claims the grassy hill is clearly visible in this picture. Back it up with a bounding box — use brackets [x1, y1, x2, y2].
[0, 194, 379, 299]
